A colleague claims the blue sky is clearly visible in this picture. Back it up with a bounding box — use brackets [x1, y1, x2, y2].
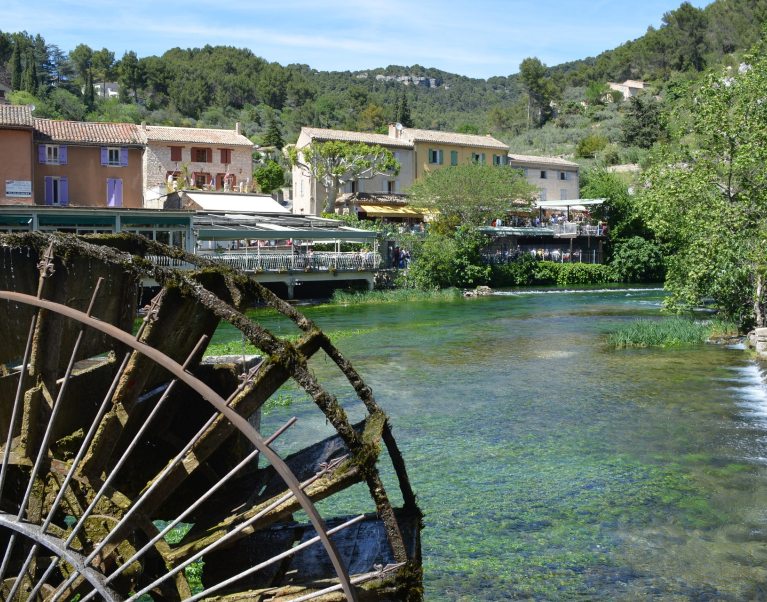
[5, 0, 710, 79]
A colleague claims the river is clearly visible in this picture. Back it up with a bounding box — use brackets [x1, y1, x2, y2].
[213, 287, 767, 600]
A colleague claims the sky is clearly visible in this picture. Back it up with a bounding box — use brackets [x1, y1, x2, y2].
[4, 0, 712, 79]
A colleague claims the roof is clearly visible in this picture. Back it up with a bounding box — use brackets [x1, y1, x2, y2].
[194, 212, 377, 241]
[144, 125, 253, 147]
[298, 127, 413, 149]
[0, 105, 33, 128]
[399, 128, 508, 150]
[508, 153, 579, 169]
[358, 204, 427, 218]
[182, 192, 289, 214]
[34, 118, 144, 145]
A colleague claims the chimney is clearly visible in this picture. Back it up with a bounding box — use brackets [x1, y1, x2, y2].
[235, 121, 241, 135]
[141, 121, 146, 131]
[388, 123, 403, 139]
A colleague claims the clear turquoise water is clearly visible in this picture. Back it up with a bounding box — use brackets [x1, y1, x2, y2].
[215, 288, 767, 600]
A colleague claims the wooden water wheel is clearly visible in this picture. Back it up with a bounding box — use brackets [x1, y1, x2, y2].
[0, 232, 422, 601]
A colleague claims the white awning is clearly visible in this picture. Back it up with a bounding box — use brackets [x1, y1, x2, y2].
[535, 198, 605, 210]
[184, 192, 289, 213]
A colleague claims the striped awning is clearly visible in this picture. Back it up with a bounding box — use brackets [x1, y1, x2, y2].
[358, 204, 426, 218]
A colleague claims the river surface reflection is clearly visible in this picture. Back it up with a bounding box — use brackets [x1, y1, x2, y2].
[215, 287, 767, 600]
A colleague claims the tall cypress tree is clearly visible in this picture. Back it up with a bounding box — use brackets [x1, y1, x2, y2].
[395, 89, 414, 127]
[11, 43, 22, 90]
[22, 49, 37, 94]
[262, 113, 285, 149]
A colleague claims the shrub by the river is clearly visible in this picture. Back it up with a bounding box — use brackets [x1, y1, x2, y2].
[609, 317, 720, 348]
[491, 258, 617, 287]
[332, 287, 462, 305]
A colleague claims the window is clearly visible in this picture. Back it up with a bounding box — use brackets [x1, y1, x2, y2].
[450, 150, 458, 166]
[194, 173, 210, 188]
[44, 176, 68, 206]
[387, 180, 397, 193]
[539, 188, 547, 201]
[493, 154, 506, 166]
[349, 180, 358, 193]
[107, 178, 123, 207]
[560, 171, 569, 181]
[101, 147, 128, 167]
[39, 145, 67, 165]
[220, 148, 232, 164]
[540, 170, 547, 179]
[428, 149, 443, 164]
[472, 153, 486, 164]
[560, 189, 568, 200]
[170, 146, 182, 162]
[193, 147, 211, 163]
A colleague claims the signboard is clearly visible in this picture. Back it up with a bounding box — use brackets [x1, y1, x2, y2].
[5, 180, 32, 198]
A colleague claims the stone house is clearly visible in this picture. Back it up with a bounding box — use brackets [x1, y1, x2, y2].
[0, 105, 34, 205]
[507, 154, 580, 202]
[142, 123, 254, 197]
[34, 118, 145, 208]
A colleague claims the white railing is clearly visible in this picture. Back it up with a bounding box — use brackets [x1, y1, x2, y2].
[195, 251, 381, 273]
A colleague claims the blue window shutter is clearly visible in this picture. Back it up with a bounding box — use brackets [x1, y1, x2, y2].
[101, 147, 108, 166]
[59, 146, 68, 165]
[44, 177, 53, 205]
[39, 145, 47, 164]
[438, 150, 443, 164]
[60, 177, 69, 205]
[115, 178, 123, 206]
[120, 147, 128, 166]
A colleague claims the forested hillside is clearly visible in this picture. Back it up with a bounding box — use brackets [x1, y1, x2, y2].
[1, 0, 766, 155]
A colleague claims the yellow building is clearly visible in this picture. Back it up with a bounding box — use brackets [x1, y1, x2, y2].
[387, 124, 509, 180]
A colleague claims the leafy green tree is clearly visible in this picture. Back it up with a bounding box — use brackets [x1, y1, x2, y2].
[575, 133, 609, 158]
[254, 160, 285, 193]
[621, 95, 664, 149]
[92, 48, 115, 97]
[581, 168, 649, 244]
[288, 141, 400, 212]
[118, 51, 145, 102]
[610, 236, 665, 282]
[639, 44, 767, 327]
[22, 49, 37, 94]
[407, 163, 535, 233]
[661, 2, 708, 72]
[48, 88, 87, 120]
[69, 43, 93, 84]
[519, 57, 557, 127]
[407, 226, 491, 289]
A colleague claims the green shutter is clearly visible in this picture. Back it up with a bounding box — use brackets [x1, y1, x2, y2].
[451, 151, 458, 165]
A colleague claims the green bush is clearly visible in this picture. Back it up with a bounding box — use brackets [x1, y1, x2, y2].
[610, 236, 665, 282]
[576, 133, 610, 158]
[490, 259, 616, 287]
[608, 317, 712, 348]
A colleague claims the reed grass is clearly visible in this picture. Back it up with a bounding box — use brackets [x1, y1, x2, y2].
[609, 317, 734, 348]
[330, 287, 462, 305]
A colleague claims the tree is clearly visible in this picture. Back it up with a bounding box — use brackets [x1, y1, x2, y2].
[22, 49, 37, 95]
[661, 1, 708, 72]
[621, 95, 664, 148]
[639, 45, 767, 328]
[519, 57, 557, 127]
[288, 141, 400, 213]
[407, 226, 491, 289]
[254, 160, 285, 193]
[92, 48, 115, 97]
[10, 43, 22, 90]
[395, 89, 414, 127]
[575, 133, 609, 158]
[262, 112, 284, 149]
[118, 51, 145, 102]
[407, 163, 536, 233]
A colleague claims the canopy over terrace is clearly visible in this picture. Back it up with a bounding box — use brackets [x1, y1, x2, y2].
[535, 198, 605, 220]
[193, 211, 377, 243]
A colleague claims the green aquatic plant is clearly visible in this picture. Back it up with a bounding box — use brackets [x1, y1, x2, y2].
[609, 317, 713, 348]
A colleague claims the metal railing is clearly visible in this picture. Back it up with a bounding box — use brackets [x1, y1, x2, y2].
[194, 251, 381, 273]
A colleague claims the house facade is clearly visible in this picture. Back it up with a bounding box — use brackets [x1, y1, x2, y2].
[0, 105, 34, 205]
[34, 119, 145, 208]
[607, 80, 647, 100]
[389, 125, 510, 180]
[142, 124, 254, 197]
[292, 127, 414, 216]
[507, 154, 580, 202]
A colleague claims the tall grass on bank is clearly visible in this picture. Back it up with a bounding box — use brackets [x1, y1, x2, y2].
[331, 287, 462, 305]
[609, 317, 737, 348]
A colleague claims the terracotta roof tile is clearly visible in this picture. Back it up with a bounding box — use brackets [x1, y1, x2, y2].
[34, 118, 144, 145]
[508, 153, 579, 168]
[0, 105, 33, 128]
[144, 125, 253, 146]
[400, 128, 508, 150]
[300, 127, 413, 149]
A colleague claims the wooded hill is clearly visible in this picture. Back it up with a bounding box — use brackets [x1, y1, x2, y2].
[2, 0, 766, 156]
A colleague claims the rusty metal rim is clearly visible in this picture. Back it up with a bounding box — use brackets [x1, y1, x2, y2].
[0, 289, 358, 602]
[0, 513, 123, 600]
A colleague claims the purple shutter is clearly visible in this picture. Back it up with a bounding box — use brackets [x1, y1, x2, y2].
[115, 179, 123, 206]
[101, 147, 108, 166]
[39, 145, 47, 164]
[107, 179, 115, 207]
[59, 146, 68, 165]
[59, 177, 69, 205]
[120, 147, 128, 166]
[107, 179, 123, 207]
[44, 177, 53, 205]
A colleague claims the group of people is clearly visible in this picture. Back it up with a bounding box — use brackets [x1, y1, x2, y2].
[391, 246, 411, 269]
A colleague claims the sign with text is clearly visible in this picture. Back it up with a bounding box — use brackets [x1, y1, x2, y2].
[5, 180, 32, 198]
